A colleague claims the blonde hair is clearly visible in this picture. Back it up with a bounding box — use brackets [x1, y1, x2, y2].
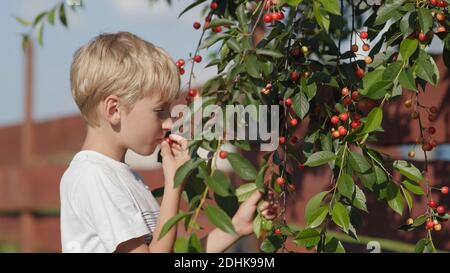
[70, 31, 180, 127]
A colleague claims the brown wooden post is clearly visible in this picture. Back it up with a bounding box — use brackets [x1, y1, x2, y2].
[20, 40, 35, 252]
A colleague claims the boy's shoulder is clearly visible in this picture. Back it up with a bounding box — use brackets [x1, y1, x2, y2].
[61, 150, 124, 190]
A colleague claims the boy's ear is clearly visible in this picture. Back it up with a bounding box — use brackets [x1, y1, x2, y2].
[103, 95, 121, 125]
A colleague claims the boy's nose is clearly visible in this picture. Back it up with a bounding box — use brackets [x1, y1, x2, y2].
[162, 117, 173, 131]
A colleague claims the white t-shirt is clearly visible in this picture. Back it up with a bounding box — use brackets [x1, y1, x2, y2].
[60, 150, 160, 253]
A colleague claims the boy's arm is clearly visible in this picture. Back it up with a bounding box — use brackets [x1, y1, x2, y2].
[203, 190, 275, 253]
[115, 135, 189, 253]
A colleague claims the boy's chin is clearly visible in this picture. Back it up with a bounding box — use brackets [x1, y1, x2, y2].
[134, 144, 158, 156]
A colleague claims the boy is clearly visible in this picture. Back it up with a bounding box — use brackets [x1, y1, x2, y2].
[60, 32, 274, 253]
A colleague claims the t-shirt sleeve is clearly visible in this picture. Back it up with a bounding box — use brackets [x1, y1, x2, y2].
[71, 166, 150, 252]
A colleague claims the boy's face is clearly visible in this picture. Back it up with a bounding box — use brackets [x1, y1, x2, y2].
[119, 94, 173, 156]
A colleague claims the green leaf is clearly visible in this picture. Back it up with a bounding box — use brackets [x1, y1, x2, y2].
[374, 0, 406, 26]
[226, 38, 241, 53]
[361, 69, 384, 95]
[306, 206, 328, 228]
[255, 163, 268, 192]
[33, 11, 47, 27]
[393, 160, 423, 182]
[205, 205, 237, 235]
[348, 152, 371, 173]
[158, 211, 190, 240]
[206, 170, 235, 197]
[305, 191, 328, 223]
[400, 185, 413, 212]
[236, 3, 247, 29]
[366, 81, 392, 99]
[352, 186, 368, 212]
[304, 151, 336, 167]
[284, 0, 304, 6]
[294, 229, 321, 248]
[178, 0, 207, 18]
[415, 239, 434, 253]
[400, 39, 419, 60]
[398, 69, 417, 91]
[208, 19, 235, 28]
[253, 214, 263, 239]
[174, 158, 204, 187]
[383, 61, 403, 81]
[36, 24, 44, 46]
[255, 49, 284, 58]
[318, 0, 341, 15]
[331, 202, 350, 232]
[174, 237, 188, 253]
[387, 184, 405, 215]
[400, 11, 416, 36]
[47, 8, 56, 25]
[236, 183, 257, 202]
[260, 235, 283, 253]
[15, 16, 32, 26]
[59, 3, 68, 27]
[313, 2, 330, 32]
[292, 92, 309, 119]
[244, 55, 260, 78]
[227, 153, 257, 181]
[337, 173, 355, 199]
[200, 33, 230, 49]
[418, 8, 433, 32]
[360, 107, 383, 135]
[402, 180, 425, 195]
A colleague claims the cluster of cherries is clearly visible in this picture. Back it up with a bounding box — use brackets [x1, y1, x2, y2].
[192, 2, 225, 33]
[405, 99, 439, 154]
[352, 31, 371, 78]
[261, 0, 285, 24]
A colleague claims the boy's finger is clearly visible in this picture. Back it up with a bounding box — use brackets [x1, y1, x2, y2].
[160, 141, 173, 158]
[245, 190, 263, 206]
[169, 134, 188, 150]
[258, 201, 270, 212]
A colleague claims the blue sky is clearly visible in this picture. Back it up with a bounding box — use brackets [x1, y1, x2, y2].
[0, 0, 216, 126]
[0, 1, 444, 127]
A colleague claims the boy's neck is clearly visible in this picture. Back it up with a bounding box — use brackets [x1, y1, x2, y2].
[81, 126, 127, 163]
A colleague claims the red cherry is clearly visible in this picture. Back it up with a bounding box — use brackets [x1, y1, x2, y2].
[360, 31, 368, 39]
[179, 68, 185, 75]
[351, 44, 359, 52]
[428, 126, 436, 135]
[278, 11, 285, 20]
[165, 137, 173, 145]
[418, 32, 427, 42]
[343, 97, 353, 106]
[428, 114, 437, 122]
[438, 0, 448, 7]
[290, 71, 300, 82]
[276, 177, 285, 186]
[332, 130, 341, 139]
[285, 98, 292, 107]
[274, 228, 282, 235]
[356, 68, 365, 78]
[428, 200, 438, 208]
[441, 186, 449, 195]
[351, 91, 360, 100]
[193, 21, 201, 29]
[194, 55, 202, 63]
[176, 59, 185, 67]
[188, 89, 198, 97]
[290, 136, 298, 144]
[219, 150, 228, 159]
[341, 87, 350, 97]
[362, 44, 370, 51]
[338, 126, 348, 136]
[426, 220, 434, 230]
[290, 118, 299, 126]
[430, 0, 438, 5]
[351, 121, 361, 129]
[213, 26, 222, 33]
[210, 2, 218, 10]
[422, 143, 433, 151]
[279, 136, 286, 145]
[263, 13, 274, 24]
[204, 21, 210, 29]
[436, 205, 445, 214]
[430, 106, 438, 113]
[291, 47, 300, 57]
[339, 112, 349, 122]
[330, 115, 340, 125]
[353, 113, 362, 120]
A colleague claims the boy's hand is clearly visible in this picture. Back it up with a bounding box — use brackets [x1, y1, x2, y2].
[231, 190, 276, 237]
[160, 134, 190, 189]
